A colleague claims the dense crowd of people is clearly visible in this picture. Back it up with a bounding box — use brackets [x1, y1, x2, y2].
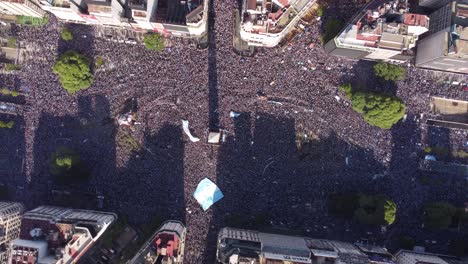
[2, 0, 466, 262]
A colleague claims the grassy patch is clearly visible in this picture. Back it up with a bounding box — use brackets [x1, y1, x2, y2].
[61, 27, 74, 41]
[95, 57, 105, 69]
[143, 33, 165, 51]
[16, 15, 49, 26]
[117, 132, 141, 152]
[4, 64, 21, 71]
[6, 37, 16, 48]
[1, 88, 9, 95]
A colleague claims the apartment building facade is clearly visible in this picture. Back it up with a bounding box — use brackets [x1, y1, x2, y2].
[216, 227, 396, 264]
[0, 202, 24, 264]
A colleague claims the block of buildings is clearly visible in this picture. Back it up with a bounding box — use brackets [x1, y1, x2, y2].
[395, 250, 465, 264]
[415, 0, 468, 74]
[426, 97, 468, 129]
[129, 220, 186, 264]
[325, 0, 429, 62]
[0, 0, 208, 40]
[239, 0, 316, 47]
[0, 202, 24, 264]
[9, 205, 116, 264]
[216, 227, 396, 264]
[0, 0, 45, 18]
[127, 0, 208, 38]
[419, 0, 452, 10]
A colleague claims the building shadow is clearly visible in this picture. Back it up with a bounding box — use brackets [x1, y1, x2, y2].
[57, 23, 96, 72]
[201, 113, 385, 262]
[385, 119, 424, 251]
[208, 0, 219, 130]
[340, 60, 399, 96]
[0, 75, 26, 105]
[426, 126, 451, 161]
[0, 114, 26, 202]
[108, 124, 186, 225]
[31, 94, 116, 209]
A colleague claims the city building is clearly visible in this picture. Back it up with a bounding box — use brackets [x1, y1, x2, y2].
[324, 0, 430, 62]
[395, 250, 465, 264]
[426, 96, 468, 129]
[0, 0, 208, 41]
[9, 205, 116, 264]
[129, 220, 186, 264]
[128, 0, 208, 39]
[0, 202, 24, 264]
[239, 0, 315, 47]
[0, 0, 45, 18]
[415, 0, 468, 74]
[419, 0, 452, 10]
[216, 227, 396, 264]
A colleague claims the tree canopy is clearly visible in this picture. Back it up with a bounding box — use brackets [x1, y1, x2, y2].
[52, 50, 93, 93]
[424, 202, 457, 229]
[351, 91, 406, 129]
[61, 27, 73, 41]
[373, 62, 406, 81]
[354, 194, 396, 225]
[143, 33, 165, 51]
[0, 120, 15, 129]
[328, 193, 397, 225]
[50, 147, 90, 185]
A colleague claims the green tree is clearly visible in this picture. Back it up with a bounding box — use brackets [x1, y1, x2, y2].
[52, 50, 93, 93]
[384, 199, 397, 225]
[339, 83, 353, 98]
[424, 202, 457, 229]
[95, 56, 104, 69]
[49, 147, 90, 185]
[373, 63, 406, 81]
[0, 120, 15, 128]
[11, 90, 19, 97]
[143, 33, 165, 51]
[351, 91, 406, 129]
[61, 27, 74, 41]
[353, 194, 397, 225]
[1, 88, 9, 95]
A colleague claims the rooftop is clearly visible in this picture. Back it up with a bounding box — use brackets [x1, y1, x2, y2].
[218, 228, 396, 264]
[10, 206, 116, 264]
[241, 0, 301, 34]
[448, 1, 468, 58]
[129, 221, 186, 264]
[152, 0, 203, 25]
[336, 0, 429, 52]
